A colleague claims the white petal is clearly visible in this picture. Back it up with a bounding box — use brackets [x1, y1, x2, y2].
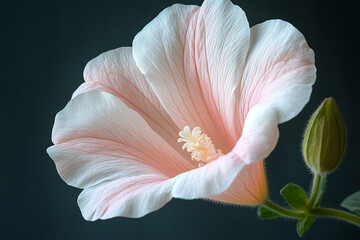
[173, 105, 278, 201]
[172, 152, 245, 199]
[73, 47, 181, 153]
[78, 174, 176, 220]
[133, 0, 251, 150]
[48, 139, 163, 188]
[49, 90, 193, 189]
[235, 19, 316, 134]
[232, 105, 279, 164]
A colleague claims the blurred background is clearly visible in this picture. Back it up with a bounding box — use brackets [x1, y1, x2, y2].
[1, 0, 359, 239]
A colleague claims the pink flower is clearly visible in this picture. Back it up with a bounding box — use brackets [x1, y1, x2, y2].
[48, 0, 316, 221]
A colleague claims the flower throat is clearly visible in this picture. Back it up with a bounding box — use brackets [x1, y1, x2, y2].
[178, 126, 223, 167]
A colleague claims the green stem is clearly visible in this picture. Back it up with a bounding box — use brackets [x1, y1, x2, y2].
[263, 199, 360, 227]
[310, 208, 360, 227]
[307, 173, 322, 208]
[263, 199, 306, 218]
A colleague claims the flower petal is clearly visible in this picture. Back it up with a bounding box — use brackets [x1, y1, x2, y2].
[72, 81, 110, 98]
[133, 0, 250, 151]
[49, 138, 178, 220]
[235, 19, 316, 137]
[49, 90, 193, 189]
[48, 139, 165, 188]
[209, 161, 267, 204]
[172, 152, 245, 199]
[192, 0, 250, 145]
[173, 105, 277, 202]
[78, 175, 176, 220]
[232, 105, 279, 164]
[73, 47, 180, 153]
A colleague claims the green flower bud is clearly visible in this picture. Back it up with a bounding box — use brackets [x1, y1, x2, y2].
[302, 98, 346, 174]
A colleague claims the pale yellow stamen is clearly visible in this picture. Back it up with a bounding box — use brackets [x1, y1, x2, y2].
[178, 126, 223, 167]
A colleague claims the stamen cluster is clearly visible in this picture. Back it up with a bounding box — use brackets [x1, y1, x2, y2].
[178, 126, 223, 167]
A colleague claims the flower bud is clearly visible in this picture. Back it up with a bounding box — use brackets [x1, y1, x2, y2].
[302, 98, 346, 173]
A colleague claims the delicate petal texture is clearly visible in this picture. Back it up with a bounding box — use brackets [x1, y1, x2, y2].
[206, 105, 278, 204]
[173, 105, 277, 202]
[186, 0, 250, 146]
[232, 105, 279, 164]
[78, 175, 176, 220]
[172, 152, 245, 199]
[209, 161, 267, 204]
[48, 139, 166, 189]
[235, 20, 316, 137]
[73, 47, 181, 153]
[133, 0, 250, 151]
[72, 81, 110, 98]
[49, 90, 194, 188]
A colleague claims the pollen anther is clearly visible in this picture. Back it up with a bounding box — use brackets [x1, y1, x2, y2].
[178, 126, 223, 167]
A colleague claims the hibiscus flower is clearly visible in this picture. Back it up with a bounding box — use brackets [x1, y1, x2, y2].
[47, 0, 316, 221]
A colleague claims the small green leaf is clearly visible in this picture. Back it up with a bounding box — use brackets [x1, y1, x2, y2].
[257, 206, 281, 219]
[341, 191, 360, 215]
[297, 216, 316, 237]
[280, 184, 308, 209]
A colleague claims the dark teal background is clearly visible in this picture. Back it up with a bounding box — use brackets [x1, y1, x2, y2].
[2, 0, 359, 239]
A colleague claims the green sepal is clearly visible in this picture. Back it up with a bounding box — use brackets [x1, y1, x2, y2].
[257, 206, 281, 219]
[297, 216, 316, 237]
[280, 184, 308, 210]
[341, 191, 360, 215]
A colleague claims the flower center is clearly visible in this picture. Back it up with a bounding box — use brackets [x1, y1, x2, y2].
[178, 126, 223, 167]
